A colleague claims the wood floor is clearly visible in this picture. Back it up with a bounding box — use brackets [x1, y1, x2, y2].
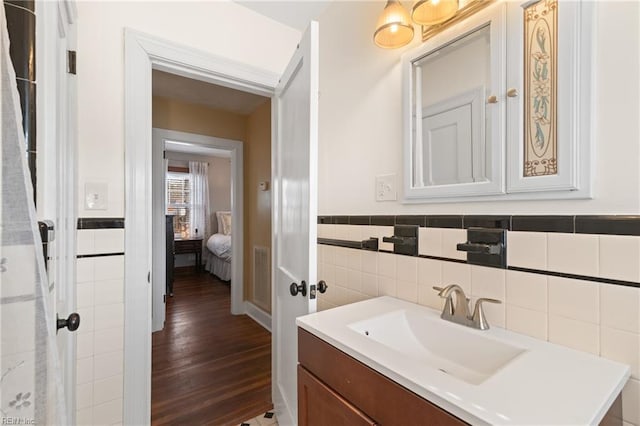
[152, 271, 272, 425]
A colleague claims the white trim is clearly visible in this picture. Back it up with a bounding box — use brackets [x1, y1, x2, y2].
[152, 128, 245, 333]
[244, 301, 272, 333]
[506, 0, 594, 196]
[402, 4, 507, 201]
[124, 29, 277, 425]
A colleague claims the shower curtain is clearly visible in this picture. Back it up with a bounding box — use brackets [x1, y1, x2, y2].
[1, 5, 66, 424]
[189, 161, 210, 240]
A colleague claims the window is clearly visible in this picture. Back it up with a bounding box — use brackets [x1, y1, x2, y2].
[166, 172, 191, 237]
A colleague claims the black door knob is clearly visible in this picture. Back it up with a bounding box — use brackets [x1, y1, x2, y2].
[290, 281, 307, 297]
[317, 280, 328, 294]
[57, 313, 80, 333]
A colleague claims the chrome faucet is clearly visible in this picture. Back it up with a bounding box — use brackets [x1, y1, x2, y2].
[433, 285, 501, 330]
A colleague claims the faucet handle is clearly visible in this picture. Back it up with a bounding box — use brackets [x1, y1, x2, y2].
[432, 286, 444, 293]
[476, 297, 502, 305]
[471, 298, 502, 330]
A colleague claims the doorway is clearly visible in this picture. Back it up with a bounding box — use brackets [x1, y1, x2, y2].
[151, 128, 245, 330]
[149, 68, 275, 423]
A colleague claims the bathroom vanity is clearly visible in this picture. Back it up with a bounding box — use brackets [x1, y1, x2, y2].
[296, 297, 629, 425]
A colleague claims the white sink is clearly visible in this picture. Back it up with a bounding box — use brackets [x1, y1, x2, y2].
[348, 309, 525, 385]
[296, 296, 630, 425]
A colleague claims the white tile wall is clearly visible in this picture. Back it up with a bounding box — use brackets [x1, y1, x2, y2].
[507, 231, 547, 270]
[601, 284, 640, 333]
[418, 227, 442, 257]
[600, 235, 640, 282]
[548, 314, 600, 355]
[547, 233, 599, 276]
[76, 228, 125, 425]
[417, 258, 443, 310]
[441, 228, 467, 260]
[316, 224, 640, 424]
[548, 277, 599, 324]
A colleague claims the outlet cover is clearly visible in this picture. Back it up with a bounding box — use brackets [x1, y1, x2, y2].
[85, 182, 108, 210]
[375, 174, 397, 201]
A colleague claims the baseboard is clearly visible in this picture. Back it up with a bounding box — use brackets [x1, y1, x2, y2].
[244, 301, 272, 333]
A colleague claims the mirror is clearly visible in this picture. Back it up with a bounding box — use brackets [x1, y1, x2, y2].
[403, 4, 505, 200]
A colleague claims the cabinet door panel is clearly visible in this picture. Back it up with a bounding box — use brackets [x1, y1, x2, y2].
[506, 0, 594, 196]
[298, 366, 376, 426]
[298, 329, 467, 425]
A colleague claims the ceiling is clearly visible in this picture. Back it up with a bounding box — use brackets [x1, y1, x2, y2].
[235, 1, 332, 31]
[153, 2, 333, 115]
[152, 70, 269, 115]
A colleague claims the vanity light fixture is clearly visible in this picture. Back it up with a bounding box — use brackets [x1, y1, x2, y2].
[412, 0, 458, 26]
[374, 0, 415, 49]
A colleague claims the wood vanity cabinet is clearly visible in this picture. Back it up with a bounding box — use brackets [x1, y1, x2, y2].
[298, 328, 467, 426]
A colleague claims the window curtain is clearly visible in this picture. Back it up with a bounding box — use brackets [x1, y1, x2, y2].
[1, 6, 66, 424]
[189, 161, 210, 239]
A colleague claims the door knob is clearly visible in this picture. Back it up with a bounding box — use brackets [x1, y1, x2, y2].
[317, 280, 328, 294]
[56, 313, 80, 333]
[290, 281, 307, 297]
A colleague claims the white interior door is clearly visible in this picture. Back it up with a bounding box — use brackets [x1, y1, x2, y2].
[272, 21, 319, 426]
[38, 0, 77, 421]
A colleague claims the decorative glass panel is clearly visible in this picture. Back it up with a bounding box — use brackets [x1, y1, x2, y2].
[524, 0, 557, 177]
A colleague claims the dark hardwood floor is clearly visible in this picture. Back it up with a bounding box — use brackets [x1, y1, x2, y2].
[152, 271, 272, 425]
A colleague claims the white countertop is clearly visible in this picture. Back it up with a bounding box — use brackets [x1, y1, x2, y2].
[296, 296, 630, 426]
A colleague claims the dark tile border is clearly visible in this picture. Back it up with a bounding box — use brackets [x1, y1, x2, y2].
[77, 218, 125, 230]
[512, 216, 574, 233]
[576, 216, 640, 236]
[77, 252, 124, 259]
[396, 215, 426, 227]
[317, 215, 640, 236]
[371, 215, 394, 226]
[427, 215, 463, 228]
[349, 216, 370, 225]
[508, 266, 640, 289]
[463, 215, 511, 230]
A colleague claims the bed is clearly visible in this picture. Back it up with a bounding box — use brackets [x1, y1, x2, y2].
[205, 211, 232, 281]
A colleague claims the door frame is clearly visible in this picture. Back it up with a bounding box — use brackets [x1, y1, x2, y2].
[123, 29, 279, 424]
[151, 128, 244, 332]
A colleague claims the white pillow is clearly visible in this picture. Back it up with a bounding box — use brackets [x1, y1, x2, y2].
[220, 213, 232, 235]
[216, 211, 231, 235]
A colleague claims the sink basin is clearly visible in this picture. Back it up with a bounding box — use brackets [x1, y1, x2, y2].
[348, 309, 525, 385]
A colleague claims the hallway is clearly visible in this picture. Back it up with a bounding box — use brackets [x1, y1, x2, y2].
[151, 271, 272, 425]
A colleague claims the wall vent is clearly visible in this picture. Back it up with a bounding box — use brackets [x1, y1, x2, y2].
[252, 246, 270, 311]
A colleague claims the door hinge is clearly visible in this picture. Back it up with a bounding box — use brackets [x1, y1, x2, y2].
[67, 50, 77, 75]
[163, 150, 166, 159]
[163, 294, 166, 303]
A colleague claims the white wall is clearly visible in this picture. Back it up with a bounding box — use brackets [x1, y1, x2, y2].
[74, 2, 299, 424]
[76, 0, 300, 218]
[317, 1, 640, 215]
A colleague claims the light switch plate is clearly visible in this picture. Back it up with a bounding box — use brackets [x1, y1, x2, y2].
[375, 174, 397, 201]
[85, 182, 108, 210]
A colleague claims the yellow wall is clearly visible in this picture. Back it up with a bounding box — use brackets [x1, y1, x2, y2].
[152, 96, 247, 141]
[244, 100, 272, 312]
[153, 95, 272, 312]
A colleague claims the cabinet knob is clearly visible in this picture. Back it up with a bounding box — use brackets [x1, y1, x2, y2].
[507, 88, 518, 98]
[487, 95, 498, 104]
